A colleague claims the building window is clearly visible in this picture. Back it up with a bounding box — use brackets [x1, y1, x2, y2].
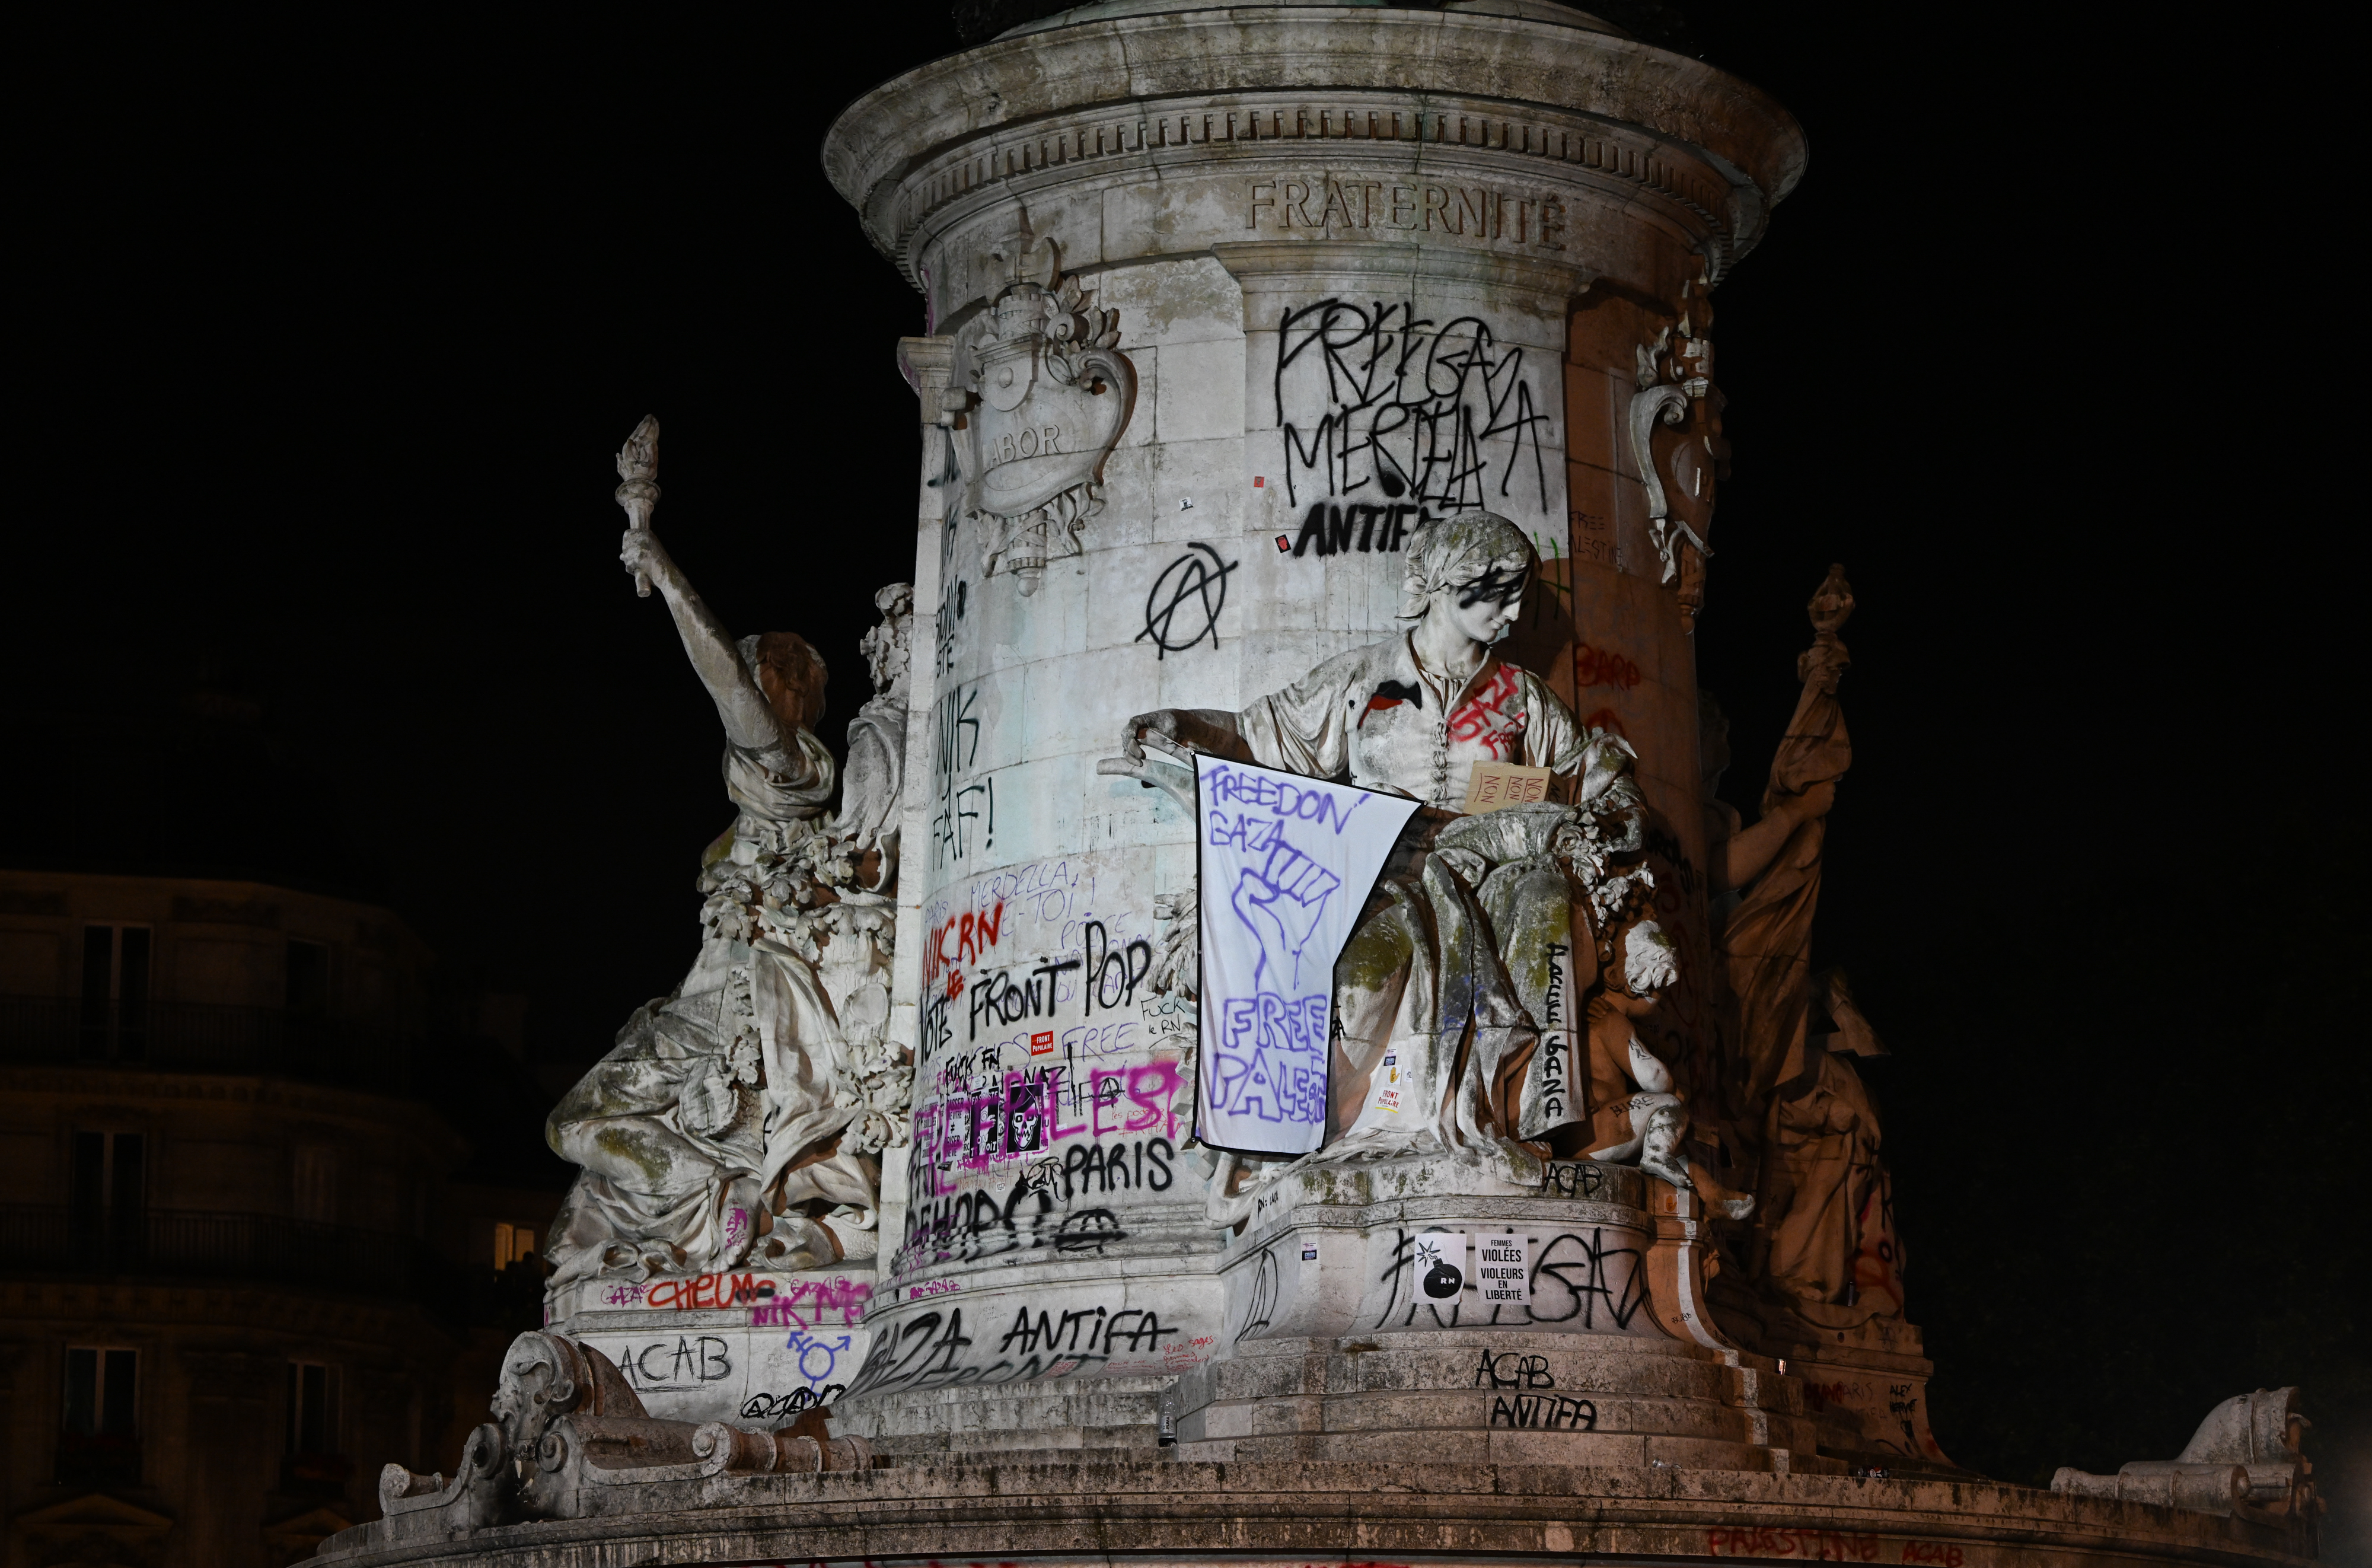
[493, 1222, 540, 1271]
[292, 1144, 339, 1225]
[70, 1132, 145, 1253]
[285, 936, 331, 1034]
[58, 1347, 140, 1484]
[79, 925, 151, 1060]
[286, 1362, 342, 1457]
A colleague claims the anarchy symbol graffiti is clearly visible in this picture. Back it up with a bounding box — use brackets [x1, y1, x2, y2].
[1136, 543, 1239, 659]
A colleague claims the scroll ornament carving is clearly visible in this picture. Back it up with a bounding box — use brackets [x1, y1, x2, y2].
[1627, 270, 1729, 632]
[946, 241, 1136, 594]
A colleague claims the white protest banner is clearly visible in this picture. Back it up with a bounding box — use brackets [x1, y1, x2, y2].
[1194, 755, 1420, 1156]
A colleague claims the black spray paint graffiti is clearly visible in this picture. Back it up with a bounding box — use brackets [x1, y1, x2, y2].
[738, 1385, 843, 1420]
[1490, 1394, 1598, 1430]
[1371, 1225, 1644, 1330]
[997, 1304, 1175, 1357]
[967, 957, 1081, 1041]
[1529, 1228, 1647, 1330]
[1137, 544, 1238, 658]
[932, 683, 993, 866]
[1274, 299, 1550, 521]
[841, 1300, 1188, 1401]
[1238, 1248, 1280, 1342]
[611, 1336, 732, 1393]
[1472, 1349, 1555, 1389]
[1540, 1161, 1611, 1200]
[903, 1146, 1169, 1267]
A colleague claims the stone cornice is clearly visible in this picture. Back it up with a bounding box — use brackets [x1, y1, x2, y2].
[824, 6, 1805, 278]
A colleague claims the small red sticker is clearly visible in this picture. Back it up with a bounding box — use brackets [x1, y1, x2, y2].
[1275, 534, 1292, 552]
[1029, 1031, 1055, 1056]
[1252, 475, 1265, 487]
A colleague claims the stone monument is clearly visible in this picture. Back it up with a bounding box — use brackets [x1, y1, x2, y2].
[318, 4, 2325, 1563]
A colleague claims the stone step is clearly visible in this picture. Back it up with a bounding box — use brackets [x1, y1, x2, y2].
[833, 1373, 1172, 1448]
[1173, 1429, 1839, 1471]
[1197, 1387, 1819, 1445]
[1187, 1341, 1787, 1411]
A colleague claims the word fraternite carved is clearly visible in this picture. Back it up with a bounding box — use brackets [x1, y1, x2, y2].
[940, 238, 1136, 594]
[542, 420, 914, 1299]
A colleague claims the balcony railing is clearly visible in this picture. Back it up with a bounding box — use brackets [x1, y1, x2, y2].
[0, 995, 417, 1092]
[0, 1204, 460, 1301]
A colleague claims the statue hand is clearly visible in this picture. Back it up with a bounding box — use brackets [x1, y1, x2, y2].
[1122, 709, 1194, 764]
[620, 528, 671, 589]
[1791, 779, 1838, 822]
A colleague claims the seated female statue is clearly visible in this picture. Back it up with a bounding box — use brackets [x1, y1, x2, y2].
[1104, 511, 1688, 1190]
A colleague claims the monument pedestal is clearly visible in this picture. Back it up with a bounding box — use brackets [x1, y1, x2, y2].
[326, 1455, 2320, 1567]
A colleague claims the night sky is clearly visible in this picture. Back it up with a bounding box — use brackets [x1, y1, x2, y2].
[12, 2, 2362, 1540]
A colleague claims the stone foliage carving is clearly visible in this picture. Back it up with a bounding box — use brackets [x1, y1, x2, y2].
[944, 238, 1136, 594]
[542, 422, 914, 1297]
[1627, 270, 1729, 630]
[1103, 512, 1695, 1200]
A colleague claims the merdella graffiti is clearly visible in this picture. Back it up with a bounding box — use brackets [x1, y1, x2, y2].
[1273, 299, 1550, 519]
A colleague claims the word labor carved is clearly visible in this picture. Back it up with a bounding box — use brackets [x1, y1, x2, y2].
[952, 246, 1136, 594]
[1249, 176, 1568, 250]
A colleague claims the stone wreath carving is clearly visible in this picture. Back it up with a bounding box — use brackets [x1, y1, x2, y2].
[946, 239, 1136, 594]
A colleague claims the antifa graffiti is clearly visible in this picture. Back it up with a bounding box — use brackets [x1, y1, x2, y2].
[839, 1302, 1209, 1400]
[1273, 299, 1551, 526]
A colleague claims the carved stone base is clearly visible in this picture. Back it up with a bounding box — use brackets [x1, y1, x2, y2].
[541, 1269, 880, 1427]
[321, 1456, 2320, 1567]
[1711, 1284, 1969, 1477]
[1172, 1330, 1835, 1473]
[834, 1373, 1177, 1463]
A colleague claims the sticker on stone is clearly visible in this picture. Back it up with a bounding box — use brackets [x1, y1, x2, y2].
[1476, 1233, 1530, 1307]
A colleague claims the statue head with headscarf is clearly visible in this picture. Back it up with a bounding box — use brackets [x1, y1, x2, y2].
[1399, 510, 1536, 647]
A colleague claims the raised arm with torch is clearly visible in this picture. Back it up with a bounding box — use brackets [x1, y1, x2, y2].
[614, 415, 661, 597]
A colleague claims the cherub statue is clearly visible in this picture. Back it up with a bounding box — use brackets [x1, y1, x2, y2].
[1102, 511, 1689, 1189]
[542, 490, 911, 1293]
